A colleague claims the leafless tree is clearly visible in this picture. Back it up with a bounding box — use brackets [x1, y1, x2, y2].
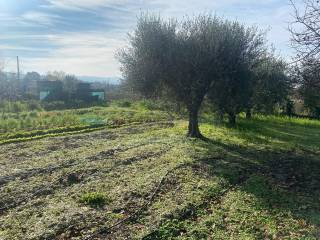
[289, 0, 320, 61]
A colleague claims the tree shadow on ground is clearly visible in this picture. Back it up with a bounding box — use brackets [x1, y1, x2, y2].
[196, 137, 320, 231]
[234, 117, 320, 151]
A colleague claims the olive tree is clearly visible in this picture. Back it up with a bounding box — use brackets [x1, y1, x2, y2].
[208, 23, 267, 125]
[118, 14, 227, 138]
[293, 57, 320, 118]
[252, 56, 291, 114]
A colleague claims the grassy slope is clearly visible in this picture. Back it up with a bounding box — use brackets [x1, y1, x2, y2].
[0, 108, 319, 240]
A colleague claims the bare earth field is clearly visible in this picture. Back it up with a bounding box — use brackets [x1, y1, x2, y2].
[0, 116, 320, 239]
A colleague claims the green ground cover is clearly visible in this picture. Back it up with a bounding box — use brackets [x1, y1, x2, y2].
[0, 106, 319, 239]
[0, 103, 172, 143]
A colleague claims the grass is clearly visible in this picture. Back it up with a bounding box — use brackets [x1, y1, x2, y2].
[0, 106, 319, 239]
[0, 104, 172, 142]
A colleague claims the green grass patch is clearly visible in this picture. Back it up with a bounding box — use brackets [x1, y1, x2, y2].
[80, 192, 111, 207]
[0, 105, 172, 144]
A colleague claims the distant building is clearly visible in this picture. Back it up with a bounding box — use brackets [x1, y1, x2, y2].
[37, 81, 105, 101]
[91, 90, 105, 100]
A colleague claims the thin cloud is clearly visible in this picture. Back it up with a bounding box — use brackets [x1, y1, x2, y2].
[1, 0, 295, 77]
[22, 11, 62, 26]
[44, 0, 130, 11]
[4, 32, 126, 76]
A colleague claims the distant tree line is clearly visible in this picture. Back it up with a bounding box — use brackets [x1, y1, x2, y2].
[0, 69, 119, 101]
[0, 70, 80, 101]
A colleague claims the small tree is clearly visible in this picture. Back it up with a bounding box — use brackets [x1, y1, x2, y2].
[23, 72, 41, 82]
[252, 56, 292, 114]
[289, 0, 320, 118]
[0, 72, 21, 101]
[118, 14, 227, 138]
[44, 71, 66, 81]
[22, 72, 41, 97]
[0, 62, 7, 101]
[293, 57, 320, 118]
[63, 74, 79, 99]
[208, 23, 267, 125]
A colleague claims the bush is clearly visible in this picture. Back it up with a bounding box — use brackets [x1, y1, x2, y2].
[28, 100, 43, 111]
[114, 100, 132, 108]
[80, 192, 110, 207]
[133, 99, 182, 113]
[0, 101, 44, 113]
[12, 102, 27, 113]
[42, 101, 66, 111]
[134, 99, 157, 110]
[41, 100, 108, 111]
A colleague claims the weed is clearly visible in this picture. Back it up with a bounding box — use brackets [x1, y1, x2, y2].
[80, 192, 110, 207]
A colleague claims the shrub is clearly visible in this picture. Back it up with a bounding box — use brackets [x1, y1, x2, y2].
[42, 101, 66, 111]
[29, 111, 38, 118]
[80, 192, 110, 207]
[113, 100, 132, 108]
[6, 119, 19, 130]
[14, 102, 27, 113]
[28, 100, 43, 111]
[134, 99, 177, 112]
[134, 99, 156, 110]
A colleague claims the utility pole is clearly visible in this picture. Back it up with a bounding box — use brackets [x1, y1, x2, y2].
[16, 56, 20, 81]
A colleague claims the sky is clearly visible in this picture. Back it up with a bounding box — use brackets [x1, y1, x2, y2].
[0, 0, 298, 78]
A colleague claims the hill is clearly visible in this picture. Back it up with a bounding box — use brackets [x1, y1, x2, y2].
[0, 106, 319, 239]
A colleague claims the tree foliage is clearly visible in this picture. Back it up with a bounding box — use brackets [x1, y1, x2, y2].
[118, 14, 229, 138]
[207, 23, 267, 125]
[118, 14, 292, 135]
[63, 74, 79, 96]
[293, 58, 320, 118]
[23, 72, 41, 82]
[0, 70, 21, 101]
[252, 56, 291, 114]
[289, 0, 320, 118]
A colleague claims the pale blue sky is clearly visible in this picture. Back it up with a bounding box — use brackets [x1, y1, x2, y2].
[0, 0, 297, 77]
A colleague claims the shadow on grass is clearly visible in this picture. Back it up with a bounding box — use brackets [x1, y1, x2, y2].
[196, 137, 320, 228]
[144, 117, 320, 239]
[234, 117, 320, 151]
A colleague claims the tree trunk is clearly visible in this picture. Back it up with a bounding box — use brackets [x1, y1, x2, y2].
[228, 112, 236, 126]
[217, 109, 224, 123]
[246, 109, 252, 119]
[187, 109, 203, 138]
[176, 102, 181, 114]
